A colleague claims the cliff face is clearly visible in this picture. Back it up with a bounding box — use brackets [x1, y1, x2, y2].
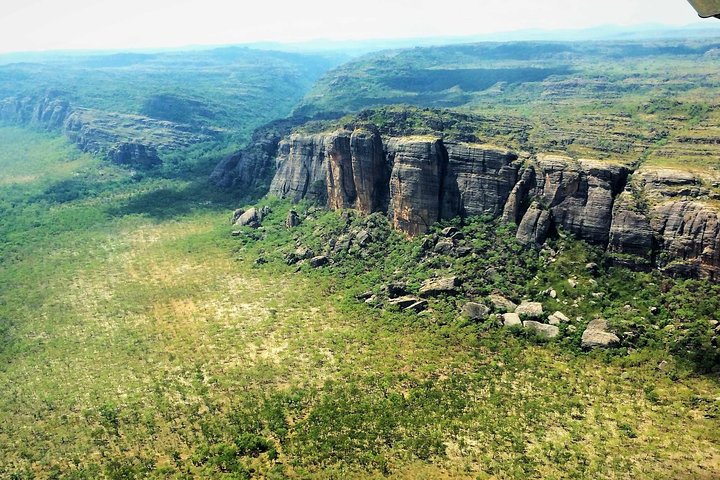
[259, 125, 720, 281]
[609, 170, 720, 280]
[267, 131, 521, 237]
[0, 94, 219, 167]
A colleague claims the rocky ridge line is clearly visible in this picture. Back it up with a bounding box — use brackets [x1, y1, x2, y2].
[0, 93, 221, 167]
[217, 118, 720, 282]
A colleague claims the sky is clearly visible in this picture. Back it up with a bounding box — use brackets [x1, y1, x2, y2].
[0, 0, 711, 54]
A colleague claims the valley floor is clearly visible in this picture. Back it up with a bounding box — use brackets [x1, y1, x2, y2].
[1, 127, 719, 479]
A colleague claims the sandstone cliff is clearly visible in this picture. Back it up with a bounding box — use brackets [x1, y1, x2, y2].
[223, 120, 716, 281]
[0, 93, 220, 167]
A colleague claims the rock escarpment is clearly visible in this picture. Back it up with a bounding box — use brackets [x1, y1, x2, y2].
[609, 169, 720, 280]
[217, 116, 720, 282]
[0, 93, 220, 167]
[267, 130, 521, 237]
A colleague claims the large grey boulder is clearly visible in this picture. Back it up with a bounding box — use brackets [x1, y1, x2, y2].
[355, 229, 372, 247]
[489, 294, 517, 313]
[433, 238, 455, 255]
[502, 313, 522, 327]
[286, 210, 300, 228]
[462, 302, 490, 321]
[515, 301, 544, 318]
[547, 311, 570, 325]
[581, 319, 620, 348]
[419, 276, 459, 297]
[309, 256, 330, 268]
[523, 321, 560, 339]
[234, 207, 270, 228]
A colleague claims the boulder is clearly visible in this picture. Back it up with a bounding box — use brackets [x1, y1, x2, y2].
[441, 227, 459, 237]
[295, 246, 314, 260]
[515, 301, 543, 318]
[581, 319, 620, 348]
[389, 296, 422, 309]
[489, 294, 518, 313]
[231, 208, 245, 224]
[355, 229, 372, 247]
[420, 236, 437, 252]
[523, 321, 560, 339]
[433, 238, 455, 255]
[462, 302, 490, 321]
[547, 311, 570, 325]
[286, 210, 300, 228]
[502, 313, 522, 327]
[419, 276, 459, 297]
[332, 235, 351, 253]
[309, 256, 330, 268]
[585, 262, 599, 274]
[235, 207, 265, 228]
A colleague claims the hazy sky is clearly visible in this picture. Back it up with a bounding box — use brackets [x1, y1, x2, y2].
[0, 0, 710, 53]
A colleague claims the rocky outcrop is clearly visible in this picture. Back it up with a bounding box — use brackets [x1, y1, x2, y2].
[268, 129, 519, 236]
[581, 319, 620, 348]
[0, 93, 219, 168]
[515, 155, 630, 246]
[269, 134, 330, 203]
[516, 202, 551, 246]
[221, 115, 720, 282]
[386, 137, 448, 235]
[608, 189, 655, 264]
[211, 118, 306, 195]
[108, 143, 160, 168]
[442, 142, 519, 218]
[652, 200, 720, 281]
[609, 169, 720, 281]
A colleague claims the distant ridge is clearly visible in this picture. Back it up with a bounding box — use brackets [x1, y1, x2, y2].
[1, 22, 718, 64]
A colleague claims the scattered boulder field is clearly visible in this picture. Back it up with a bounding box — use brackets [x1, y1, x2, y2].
[230, 204, 626, 350]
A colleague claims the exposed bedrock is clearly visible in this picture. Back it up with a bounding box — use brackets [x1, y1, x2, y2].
[386, 137, 447, 236]
[609, 170, 720, 281]
[652, 200, 720, 281]
[514, 155, 630, 246]
[237, 122, 720, 281]
[0, 94, 219, 168]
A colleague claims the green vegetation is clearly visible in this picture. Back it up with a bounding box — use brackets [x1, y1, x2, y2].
[1, 128, 719, 478]
[295, 40, 720, 174]
[0, 47, 342, 142]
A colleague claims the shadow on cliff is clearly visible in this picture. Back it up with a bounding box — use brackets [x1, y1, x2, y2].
[106, 144, 264, 221]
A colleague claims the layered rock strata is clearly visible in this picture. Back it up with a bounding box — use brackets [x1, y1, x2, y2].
[223, 123, 720, 281]
[0, 94, 220, 167]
